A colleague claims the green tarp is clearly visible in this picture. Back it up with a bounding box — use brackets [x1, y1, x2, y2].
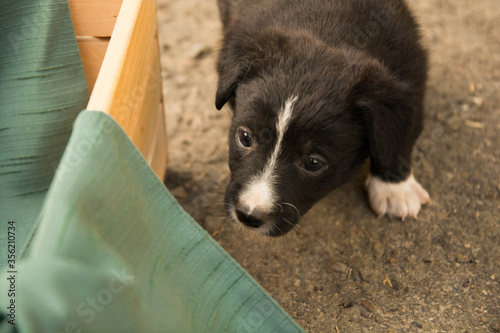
[0, 1, 304, 332]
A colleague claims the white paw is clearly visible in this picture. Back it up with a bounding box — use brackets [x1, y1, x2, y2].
[365, 173, 430, 220]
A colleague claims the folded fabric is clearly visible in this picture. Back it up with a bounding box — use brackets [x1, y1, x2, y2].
[1, 110, 304, 332]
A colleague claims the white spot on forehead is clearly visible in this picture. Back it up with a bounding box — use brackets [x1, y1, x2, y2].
[238, 95, 298, 215]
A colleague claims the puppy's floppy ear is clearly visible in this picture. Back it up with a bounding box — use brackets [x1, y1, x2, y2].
[215, 39, 257, 110]
[353, 60, 424, 182]
[215, 52, 246, 110]
[215, 29, 275, 110]
[216, 28, 293, 110]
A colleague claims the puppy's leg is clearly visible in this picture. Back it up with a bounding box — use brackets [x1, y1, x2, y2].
[363, 123, 430, 220]
[356, 61, 430, 220]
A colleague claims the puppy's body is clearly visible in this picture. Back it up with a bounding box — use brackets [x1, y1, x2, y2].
[216, 0, 430, 236]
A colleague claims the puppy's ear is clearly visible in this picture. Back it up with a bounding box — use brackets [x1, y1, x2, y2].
[215, 53, 246, 110]
[216, 31, 273, 110]
[215, 38, 257, 110]
[216, 28, 291, 110]
[353, 61, 424, 182]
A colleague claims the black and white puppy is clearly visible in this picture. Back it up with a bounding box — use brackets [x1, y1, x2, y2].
[215, 0, 430, 236]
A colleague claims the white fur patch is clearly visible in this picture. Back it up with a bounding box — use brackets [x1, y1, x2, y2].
[238, 95, 298, 215]
[365, 173, 430, 220]
[238, 177, 275, 214]
[265, 95, 298, 176]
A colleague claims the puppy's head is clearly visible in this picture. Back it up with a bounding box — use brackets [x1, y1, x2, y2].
[216, 30, 416, 236]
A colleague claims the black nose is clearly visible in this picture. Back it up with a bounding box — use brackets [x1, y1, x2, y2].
[235, 203, 265, 228]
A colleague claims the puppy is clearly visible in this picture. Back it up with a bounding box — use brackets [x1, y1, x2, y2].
[215, 0, 430, 236]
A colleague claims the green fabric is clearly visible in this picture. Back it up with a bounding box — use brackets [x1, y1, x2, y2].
[0, 110, 304, 332]
[0, 1, 304, 332]
[0, 0, 90, 260]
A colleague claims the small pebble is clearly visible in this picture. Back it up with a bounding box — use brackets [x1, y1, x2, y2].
[471, 96, 484, 108]
[361, 301, 375, 313]
[465, 120, 485, 129]
[411, 321, 423, 329]
[469, 82, 475, 93]
[332, 262, 349, 274]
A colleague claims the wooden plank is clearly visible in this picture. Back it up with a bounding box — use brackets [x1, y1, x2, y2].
[77, 37, 109, 93]
[87, 0, 168, 178]
[68, 0, 123, 37]
[149, 103, 169, 181]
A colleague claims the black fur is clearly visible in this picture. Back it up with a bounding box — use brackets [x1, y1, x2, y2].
[216, 0, 428, 236]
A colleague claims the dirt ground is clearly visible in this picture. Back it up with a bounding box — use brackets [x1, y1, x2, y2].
[157, 0, 500, 331]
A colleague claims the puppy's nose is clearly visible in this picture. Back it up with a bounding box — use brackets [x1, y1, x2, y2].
[235, 203, 265, 228]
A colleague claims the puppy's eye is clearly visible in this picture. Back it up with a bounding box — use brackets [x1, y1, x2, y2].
[237, 128, 252, 148]
[303, 156, 326, 173]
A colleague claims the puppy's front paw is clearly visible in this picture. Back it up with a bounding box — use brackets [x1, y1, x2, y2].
[365, 173, 430, 220]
